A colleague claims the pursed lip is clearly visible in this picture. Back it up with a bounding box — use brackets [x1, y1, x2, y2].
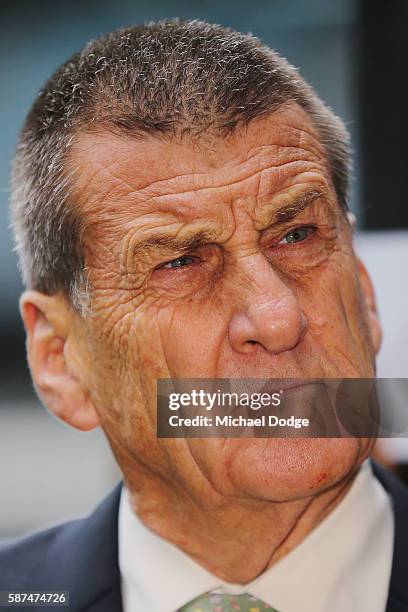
[258, 378, 322, 396]
[224, 377, 326, 399]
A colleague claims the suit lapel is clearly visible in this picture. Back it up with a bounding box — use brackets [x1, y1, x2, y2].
[83, 586, 123, 612]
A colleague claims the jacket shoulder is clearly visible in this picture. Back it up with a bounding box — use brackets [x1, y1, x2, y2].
[0, 483, 123, 611]
[371, 461, 408, 611]
[0, 517, 85, 589]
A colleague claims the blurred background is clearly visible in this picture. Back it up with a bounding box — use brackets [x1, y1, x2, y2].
[1, 0, 407, 537]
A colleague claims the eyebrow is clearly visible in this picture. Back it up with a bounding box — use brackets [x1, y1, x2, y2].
[128, 189, 326, 261]
[274, 189, 323, 222]
[130, 230, 218, 260]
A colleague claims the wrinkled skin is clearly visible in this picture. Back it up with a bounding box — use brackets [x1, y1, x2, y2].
[21, 103, 381, 582]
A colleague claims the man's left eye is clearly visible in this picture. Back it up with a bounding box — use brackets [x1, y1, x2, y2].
[279, 227, 314, 245]
[160, 255, 196, 269]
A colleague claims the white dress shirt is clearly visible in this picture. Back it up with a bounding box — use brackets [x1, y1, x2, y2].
[119, 460, 394, 612]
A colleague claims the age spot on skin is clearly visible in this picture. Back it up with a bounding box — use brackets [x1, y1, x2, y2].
[315, 472, 327, 485]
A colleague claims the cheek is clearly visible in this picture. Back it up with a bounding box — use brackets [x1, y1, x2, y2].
[155, 301, 227, 377]
[303, 250, 375, 374]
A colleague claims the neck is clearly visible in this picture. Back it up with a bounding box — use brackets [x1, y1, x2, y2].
[124, 464, 360, 584]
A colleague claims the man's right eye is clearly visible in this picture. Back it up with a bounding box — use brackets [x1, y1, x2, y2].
[159, 255, 197, 270]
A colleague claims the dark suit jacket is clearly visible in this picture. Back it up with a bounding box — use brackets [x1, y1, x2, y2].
[0, 461, 407, 612]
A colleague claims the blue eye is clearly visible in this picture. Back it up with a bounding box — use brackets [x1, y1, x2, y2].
[161, 255, 196, 269]
[279, 227, 312, 244]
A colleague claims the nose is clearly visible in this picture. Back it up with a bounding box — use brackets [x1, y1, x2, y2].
[228, 261, 307, 355]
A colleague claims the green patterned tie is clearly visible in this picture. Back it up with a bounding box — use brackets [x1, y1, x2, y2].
[179, 591, 279, 611]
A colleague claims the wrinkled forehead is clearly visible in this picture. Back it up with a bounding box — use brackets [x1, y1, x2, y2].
[68, 103, 333, 225]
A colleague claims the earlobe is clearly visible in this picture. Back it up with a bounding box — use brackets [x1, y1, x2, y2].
[356, 258, 382, 354]
[19, 290, 100, 432]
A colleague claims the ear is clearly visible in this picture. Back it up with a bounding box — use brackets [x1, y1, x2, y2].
[19, 290, 100, 431]
[355, 258, 382, 354]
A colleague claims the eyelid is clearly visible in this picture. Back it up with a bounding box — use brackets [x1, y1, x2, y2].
[275, 223, 316, 242]
[156, 253, 198, 270]
[154, 241, 221, 270]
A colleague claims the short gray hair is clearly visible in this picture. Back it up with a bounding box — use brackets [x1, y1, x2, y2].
[10, 18, 350, 314]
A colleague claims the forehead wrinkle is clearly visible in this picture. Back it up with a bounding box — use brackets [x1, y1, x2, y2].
[81, 159, 321, 247]
[131, 159, 317, 221]
[81, 156, 315, 223]
[72, 117, 331, 249]
[72, 133, 323, 211]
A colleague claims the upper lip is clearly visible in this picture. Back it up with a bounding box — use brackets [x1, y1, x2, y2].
[258, 378, 321, 395]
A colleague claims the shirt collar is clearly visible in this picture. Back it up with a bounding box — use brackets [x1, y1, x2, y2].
[119, 485, 221, 611]
[118, 459, 393, 612]
[246, 459, 394, 611]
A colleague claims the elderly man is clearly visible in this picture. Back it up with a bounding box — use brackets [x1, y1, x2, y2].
[1, 18, 407, 612]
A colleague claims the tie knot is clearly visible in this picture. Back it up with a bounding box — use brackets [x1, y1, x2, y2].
[179, 591, 279, 611]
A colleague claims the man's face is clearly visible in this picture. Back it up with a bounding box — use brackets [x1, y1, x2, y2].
[69, 104, 379, 502]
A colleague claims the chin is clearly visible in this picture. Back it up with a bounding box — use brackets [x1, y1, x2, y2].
[194, 438, 368, 502]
